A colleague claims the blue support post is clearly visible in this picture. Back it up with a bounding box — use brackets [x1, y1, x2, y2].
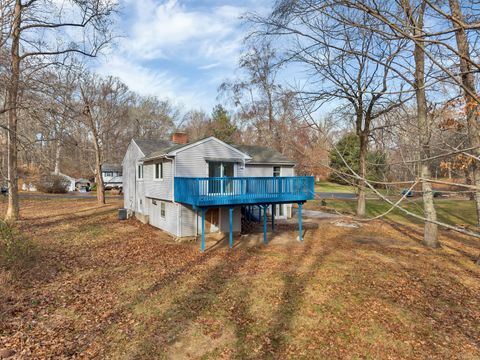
[298, 203, 303, 242]
[272, 204, 275, 232]
[229, 207, 233, 249]
[201, 208, 206, 252]
[263, 205, 268, 244]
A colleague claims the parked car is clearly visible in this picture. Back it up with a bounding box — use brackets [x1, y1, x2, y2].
[1, 185, 7, 196]
[401, 189, 414, 197]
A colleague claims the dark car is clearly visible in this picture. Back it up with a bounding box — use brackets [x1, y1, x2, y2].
[1, 185, 7, 196]
[401, 189, 414, 197]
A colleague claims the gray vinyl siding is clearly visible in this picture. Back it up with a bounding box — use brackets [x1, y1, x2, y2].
[175, 138, 247, 177]
[244, 164, 295, 177]
[219, 207, 241, 233]
[147, 198, 178, 236]
[244, 165, 272, 177]
[179, 205, 242, 237]
[122, 140, 145, 212]
[180, 204, 197, 237]
[281, 166, 295, 176]
[143, 160, 173, 201]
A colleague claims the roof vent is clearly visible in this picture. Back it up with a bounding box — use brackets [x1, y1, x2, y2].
[171, 132, 188, 145]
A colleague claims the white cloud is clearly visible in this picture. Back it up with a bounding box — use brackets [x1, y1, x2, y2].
[94, 0, 268, 110]
[122, 0, 245, 63]
[96, 56, 209, 109]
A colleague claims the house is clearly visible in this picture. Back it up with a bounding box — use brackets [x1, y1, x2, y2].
[122, 133, 314, 251]
[101, 163, 123, 189]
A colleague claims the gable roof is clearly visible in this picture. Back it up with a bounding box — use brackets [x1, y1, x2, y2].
[101, 163, 122, 172]
[133, 139, 174, 157]
[232, 144, 296, 165]
[133, 136, 295, 166]
[142, 136, 251, 161]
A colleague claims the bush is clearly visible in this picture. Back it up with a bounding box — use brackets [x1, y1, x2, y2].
[0, 221, 32, 270]
[34, 174, 69, 193]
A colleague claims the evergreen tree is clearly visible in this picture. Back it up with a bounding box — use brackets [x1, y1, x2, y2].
[211, 105, 237, 143]
[329, 133, 387, 185]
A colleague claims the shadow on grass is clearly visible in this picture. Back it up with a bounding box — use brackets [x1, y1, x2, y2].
[131, 248, 256, 357]
[22, 207, 115, 231]
[257, 236, 341, 358]
[386, 220, 480, 263]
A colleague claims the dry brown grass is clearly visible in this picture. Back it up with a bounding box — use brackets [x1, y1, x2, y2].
[0, 196, 479, 359]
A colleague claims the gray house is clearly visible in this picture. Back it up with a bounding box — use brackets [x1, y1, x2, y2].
[122, 133, 314, 250]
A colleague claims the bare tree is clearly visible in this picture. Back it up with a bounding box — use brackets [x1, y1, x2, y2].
[79, 73, 131, 205]
[447, 0, 480, 226]
[247, 1, 407, 217]
[3, 0, 116, 221]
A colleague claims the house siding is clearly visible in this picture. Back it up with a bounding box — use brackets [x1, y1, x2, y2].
[175, 138, 247, 177]
[245, 164, 295, 177]
[219, 207, 242, 233]
[143, 160, 173, 201]
[147, 198, 178, 236]
[180, 204, 197, 237]
[122, 140, 145, 213]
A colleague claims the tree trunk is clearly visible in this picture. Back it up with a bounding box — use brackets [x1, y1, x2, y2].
[449, 0, 480, 227]
[412, 6, 439, 248]
[94, 142, 105, 205]
[84, 104, 105, 205]
[356, 131, 367, 217]
[54, 140, 61, 175]
[5, 0, 22, 222]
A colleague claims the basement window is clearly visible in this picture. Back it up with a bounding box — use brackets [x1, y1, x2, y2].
[160, 202, 166, 218]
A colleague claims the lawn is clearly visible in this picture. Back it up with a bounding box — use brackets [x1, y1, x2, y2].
[305, 198, 478, 227]
[1, 197, 479, 358]
[314, 181, 356, 193]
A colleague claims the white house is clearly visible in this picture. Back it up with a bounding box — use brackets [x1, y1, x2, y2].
[122, 133, 314, 250]
[101, 163, 123, 189]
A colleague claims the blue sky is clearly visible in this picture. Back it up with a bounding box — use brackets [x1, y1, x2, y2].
[95, 0, 271, 112]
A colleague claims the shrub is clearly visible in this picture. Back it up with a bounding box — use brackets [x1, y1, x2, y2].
[0, 221, 32, 270]
[34, 174, 69, 193]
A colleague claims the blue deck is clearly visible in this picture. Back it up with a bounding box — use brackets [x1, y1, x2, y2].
[174, 176, 315, 207]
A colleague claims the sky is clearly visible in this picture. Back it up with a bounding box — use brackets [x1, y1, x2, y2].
[94, 0, 272, 112]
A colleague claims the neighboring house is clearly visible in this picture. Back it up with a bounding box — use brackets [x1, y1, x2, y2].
[75, 178, 91, 192]
[122, 133, 314, 251]
[101, 163, 123, 189]
[54, 172, 75, 192]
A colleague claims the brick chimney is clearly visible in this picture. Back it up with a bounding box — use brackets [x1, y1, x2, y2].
[171, 132, 188, 145]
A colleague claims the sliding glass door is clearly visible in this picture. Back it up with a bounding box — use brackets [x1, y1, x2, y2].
[208, 162, 234, 194]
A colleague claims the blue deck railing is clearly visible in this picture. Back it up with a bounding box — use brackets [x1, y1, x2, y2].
[174, 176, 315, 207]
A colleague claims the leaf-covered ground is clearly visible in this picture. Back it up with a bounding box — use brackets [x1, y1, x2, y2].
[1, 197, 479, 359]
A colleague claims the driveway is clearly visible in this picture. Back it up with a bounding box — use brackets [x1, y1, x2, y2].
[315, 192, 357, 200]
[17, 192, 122, 200]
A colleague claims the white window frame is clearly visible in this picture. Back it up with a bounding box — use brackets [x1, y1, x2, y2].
[160, 202, 166, 218]
[154, 163, 163, 181]
[137, 164, 144, 180]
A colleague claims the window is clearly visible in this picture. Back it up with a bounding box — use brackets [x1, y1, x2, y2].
[208, 162, 234, 193]
[273, 166, 281, 177]
[208, 162, 234, 177]
[104, 171, 113, 177]
[137, 164, 143, 179]
[152, 199, 157, 206]
[154, 163, 163, 180]
[160, 202, 166, 218]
